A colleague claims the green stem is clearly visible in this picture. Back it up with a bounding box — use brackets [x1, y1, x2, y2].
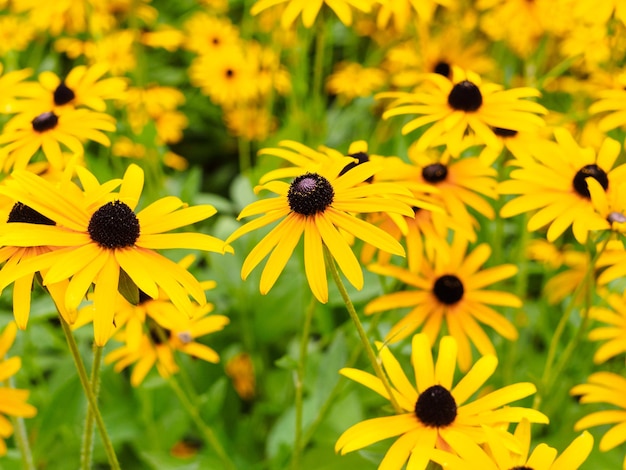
[310, 14, 327, 141]
[534, 236, 610, 408]
[80, 343, 103, 470]
[167, 375, 235, 470]
[9, 376, 35, 470]
[60, 318, 120, 470]
[291, 297, 316, 470]
[324, 246, 403, 414]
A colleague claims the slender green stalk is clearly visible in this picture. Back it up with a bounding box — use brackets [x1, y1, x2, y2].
[291, 297, 316, 470]
[534, 236, 610, 409]
[9, 375, 35, 470]
[324, 246, 403, 414]
[167, 375, 235, 470]
[80, 343, 103, 470]
[59, 318, 120, 470]
[310, 14, 327, 141]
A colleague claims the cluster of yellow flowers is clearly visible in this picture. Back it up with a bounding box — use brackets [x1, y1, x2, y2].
[1, 0, 626, 468]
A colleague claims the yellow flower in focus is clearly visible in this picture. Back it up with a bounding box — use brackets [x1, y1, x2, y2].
[378, 68, 547, 156]
[500, 129, 626, 243]
[431, 419, 593, 470]
[336, 334, 548, 469]
[226, 157, 413, 303]
[366, 235, 520, 371]
[0, 164, 231, 346]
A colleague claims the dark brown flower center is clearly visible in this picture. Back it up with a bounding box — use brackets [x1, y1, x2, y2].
[88, 201, 140, 249]
[32, 111, 59, 132]
[448, 80, 483, 112]
[572, 164, 608, 199]
[7, 202, 55, 225]
[287, 173, 334, 216]
[433, 61, 451, 78]
[422, 163, 448, 183]
[433, 275, 464, 305]
[340, 152, 372, 182]
[493, 127, 518, 138]
[414, 384, 457, 427]
[53, 82, 76, 105]
[510, 467, 533, 470]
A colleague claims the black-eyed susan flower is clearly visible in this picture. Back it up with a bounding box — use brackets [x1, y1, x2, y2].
[500, 129, 626, 244]
[431, 418, 593, 470]
[366, 235, 520, 371]
[0, 200, 75, 329]
[571, 372, 626, 468]
[182, 12, 240, 55]
[0, 107, 116, 172]
[378, 68, 547, 156]
[105, 299, 229, 387]
[326, 62, 387, 103]
[0, 164, 230, 346]
[16, 64, 127, 113]
[336, 334, 548, 469]
[587, 292, 626, 364]
[250, 0, 373, 28]
[0, 322, 37, 456]
[225, 157, 413, 303]
[375, 147, 496, 244]
[189, 45, 257, 107]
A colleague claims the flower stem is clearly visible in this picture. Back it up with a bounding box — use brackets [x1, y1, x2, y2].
[59, 318, 120, 470]
[324, 245, 403, 414]
[291, 296, 316, 470]
[9, 373, 35, 470]
[535, 236, 609, 409]
[80, 343, 103, 470]
[167, 374, 235, 470]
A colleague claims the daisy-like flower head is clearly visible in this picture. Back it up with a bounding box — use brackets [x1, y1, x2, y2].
[225, 156, 414, 303]
[15, 64, 127, 113]
[182, 12, 241, 55]
[336, 334, 548, 469]
[378, 68, 547, 156]
[326, 62, 387, 103]
[105, 297, 229, 387]
[0, 200, 75, 329]
[571, 372, 626, 467]
[250, 0, 373, 28]
[189, 45, 258, 107]
[431, 418, 593, 470]
[0, 322, 37, 455]
[0, 107, 116, 172]
[587, 292, 626, 364]
[378, 146, 498, 241]
[0, 164, 231, 346]
[499, 128, 626, 244]
[366, 235, 520, 371]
